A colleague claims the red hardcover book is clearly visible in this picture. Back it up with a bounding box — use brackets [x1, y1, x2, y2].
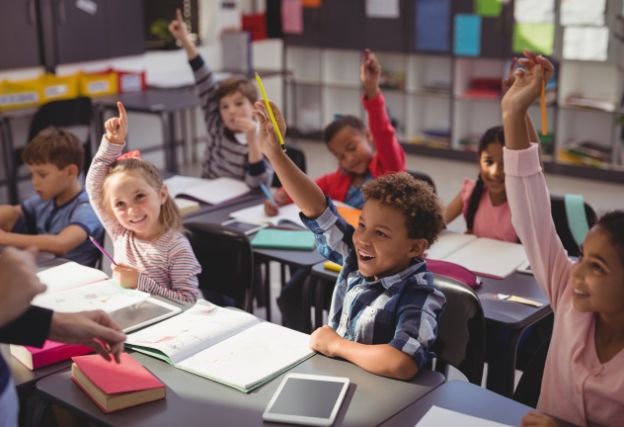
[71, 352, 165, 413]
[9, 340, 93, 370]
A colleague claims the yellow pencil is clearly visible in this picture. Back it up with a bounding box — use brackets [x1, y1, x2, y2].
[255, 72, 286, 151]
[540, 80, 548, 136]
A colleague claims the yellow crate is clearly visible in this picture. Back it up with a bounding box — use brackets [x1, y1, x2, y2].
[78, 71, 118, 97]
[40, 73, 79, 103]
[0, 78, 41, 111]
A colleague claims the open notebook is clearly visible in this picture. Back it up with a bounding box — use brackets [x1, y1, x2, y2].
[126, 300, 313, 393]
[164, 175, 250, 205]
[425, 231, 528, 279]
[34, 262, 182, 332]
[229, 203, 305, 228]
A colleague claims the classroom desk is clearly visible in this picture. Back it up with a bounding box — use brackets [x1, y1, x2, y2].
[36, 353, 445, 427]
[380, 380, 578, 427]
[184, 194, 325, 321]
[95, 88, 199, 173]
[307, 263, 552, 398]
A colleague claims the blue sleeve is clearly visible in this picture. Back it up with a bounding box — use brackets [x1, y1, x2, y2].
[18, 195, 39, 234]
[68, 201, 103, 238]
[299, 198, 354, 265]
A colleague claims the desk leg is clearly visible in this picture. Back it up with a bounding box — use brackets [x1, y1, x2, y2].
[263, 259, 272, 322]
[161, 112, 178, 173]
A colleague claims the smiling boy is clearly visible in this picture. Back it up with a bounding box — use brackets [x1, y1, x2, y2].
[255, 101, 446, 380]
[0, 127, 103, 266]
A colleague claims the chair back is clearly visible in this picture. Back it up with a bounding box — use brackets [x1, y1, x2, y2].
[407, 170, 437, 194]
[431, 274, 485, 384]
[185, 222, 254, 311]
[512, 337, 550, 407]
[272, 144, 307, 187]
[550, 194, 597, 257]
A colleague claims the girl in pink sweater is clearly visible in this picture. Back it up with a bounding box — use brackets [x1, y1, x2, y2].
[503, 51, 624, 427]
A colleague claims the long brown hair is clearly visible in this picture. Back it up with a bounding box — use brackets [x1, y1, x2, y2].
[103, 158, 182, 232]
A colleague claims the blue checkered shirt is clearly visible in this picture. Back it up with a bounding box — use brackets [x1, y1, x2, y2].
[301, 199, 446, 368]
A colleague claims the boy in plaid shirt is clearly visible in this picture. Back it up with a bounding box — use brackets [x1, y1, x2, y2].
[254, 101, 446, 380]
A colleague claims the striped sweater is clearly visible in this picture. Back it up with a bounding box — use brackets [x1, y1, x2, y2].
[190, 55, 272, 188]
[86, 138, 201, 303]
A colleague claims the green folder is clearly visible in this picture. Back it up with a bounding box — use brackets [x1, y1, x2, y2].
[251, 229, 315, 251]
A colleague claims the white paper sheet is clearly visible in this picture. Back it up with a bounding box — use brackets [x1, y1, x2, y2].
[514, 0, 554, 23]
[563, 26, 609, 61]
[415, 406, 513, 427]
[560, 0, 605, 26]
[164, 175, 250, 204]
[229, 202, 305, 228]
[36, 261, 109, 294]
[365, 0, 399, 18]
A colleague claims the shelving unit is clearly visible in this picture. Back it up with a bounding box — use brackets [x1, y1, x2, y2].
[282, 0, 624, 183]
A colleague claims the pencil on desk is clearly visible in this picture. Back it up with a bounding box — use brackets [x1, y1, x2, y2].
[255, 72, 286, 151]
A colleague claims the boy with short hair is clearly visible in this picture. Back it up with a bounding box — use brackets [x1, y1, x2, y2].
[0, 127, 104, 267]
[168, 9, 272, 188]
[255, 101, 446, 379]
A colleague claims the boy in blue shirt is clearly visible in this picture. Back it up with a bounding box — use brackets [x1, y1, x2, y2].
[0, 127, 103, 267]
[255, 101, 446, 379]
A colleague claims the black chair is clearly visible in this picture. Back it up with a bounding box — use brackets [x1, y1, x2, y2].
[513, 337, 550, 407]
[271, 143, 306, 187]
[408, 170, 437, 194]
[431, 274, 485, 385]
[185, 222, 254, 312]
[6, 96, 94, 204]
[550, 194, 597, 257]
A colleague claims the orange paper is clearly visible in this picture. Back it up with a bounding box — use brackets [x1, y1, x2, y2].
[302, 0, 321, 7]
[337, 205, 361, 228]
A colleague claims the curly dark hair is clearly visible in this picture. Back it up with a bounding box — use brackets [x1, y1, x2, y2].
[362, 172, 444, 245]
[597, 210, 624, 265]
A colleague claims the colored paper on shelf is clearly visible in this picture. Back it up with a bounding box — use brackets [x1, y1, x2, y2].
[365, 0, 399, 18]
[475, 0, 502, 17]
[416, 0, 450, 52]
[454, 14, 481, 57]
[514, 0, 554, 23]
[560, 0, 605, 26]
[563, 26, 609, 61]
[302, 0, 321, 7]
[512, 23, 554, 56]
[282, 0, 303, 34]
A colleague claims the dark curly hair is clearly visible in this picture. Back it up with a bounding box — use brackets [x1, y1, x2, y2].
[323, 115, 366, 145]
[362, 172, 444, 245]
[596, 210, 624, 265]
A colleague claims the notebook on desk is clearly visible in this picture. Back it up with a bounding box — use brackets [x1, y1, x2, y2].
[126, 300, 313, 393]
[251, 229, 315, 251]
[229, 202, 305, 228]
[426, 231, 528, 279]
[164, 175, 250, 205]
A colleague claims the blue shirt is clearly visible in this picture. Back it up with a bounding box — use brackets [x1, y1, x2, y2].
[301, 199, 446, 368]
[343, 172, 372, 209]
[15, 189, 104, 267]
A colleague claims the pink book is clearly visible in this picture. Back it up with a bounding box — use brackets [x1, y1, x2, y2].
[9, 340, 93, 370]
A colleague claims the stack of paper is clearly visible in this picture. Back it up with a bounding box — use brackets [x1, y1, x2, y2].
[165, 175, 250, 205]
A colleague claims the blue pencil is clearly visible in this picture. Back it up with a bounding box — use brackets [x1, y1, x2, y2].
[259, 183, 275, 204]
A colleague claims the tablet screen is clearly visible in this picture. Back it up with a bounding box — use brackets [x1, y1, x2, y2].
[263, 374, 349, 426]
[110, 298, 182, 333]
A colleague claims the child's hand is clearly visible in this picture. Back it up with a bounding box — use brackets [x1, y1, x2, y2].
[520, 411, 559, 427]
[263, 188, 288, 216]
[501, 50, 553, 115]
[310, 325, 342, 357]
[360, 48, 381, 99]
[104, 102, 128, 145]
[263, 200, 279, 216]
[253, 100, 287, 157]
[112, 264, 139, 289]
[168, 8, 191, 43]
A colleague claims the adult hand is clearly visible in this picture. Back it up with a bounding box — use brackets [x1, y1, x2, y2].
[0, 247, 46, 327]
[49, 311, 126, 363]
[104, 102, 128, 145]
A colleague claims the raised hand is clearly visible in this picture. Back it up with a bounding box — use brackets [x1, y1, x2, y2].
[104, 102, 128, 145]
[360, 48, 381, 99]
[253, 100, 287, 158]
[501, 50, 553, 115]
[168, 8, 190, 43]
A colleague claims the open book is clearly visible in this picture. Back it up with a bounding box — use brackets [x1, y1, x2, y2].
[229, 203, 305, 228]
[426, 231, 528, 279]
[34, 262, 182, 332]
[164, 175, 250, 205]
[125, 300, 314, 393]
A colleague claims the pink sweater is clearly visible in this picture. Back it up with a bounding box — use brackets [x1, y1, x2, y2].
[505, 143, 624, 427]
[86, 138, 201, 303]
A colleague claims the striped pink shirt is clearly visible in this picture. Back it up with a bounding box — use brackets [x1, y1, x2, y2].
[86, 138, 200, 303]
[505, 143, 624, 427]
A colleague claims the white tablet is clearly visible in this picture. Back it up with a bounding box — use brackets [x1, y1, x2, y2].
[262, 373, 349, 426]
[109, 297, 182, 333]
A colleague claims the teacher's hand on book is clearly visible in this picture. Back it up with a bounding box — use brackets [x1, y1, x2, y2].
[50, 311, 126, 363]
[0, 247, 47, 327]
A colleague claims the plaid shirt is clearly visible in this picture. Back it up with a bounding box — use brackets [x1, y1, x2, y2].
[301, 199, 446, 368]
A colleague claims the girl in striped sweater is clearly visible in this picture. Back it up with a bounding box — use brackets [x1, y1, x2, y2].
[86, 102, 201, 304]
[168, 9, 272, 188]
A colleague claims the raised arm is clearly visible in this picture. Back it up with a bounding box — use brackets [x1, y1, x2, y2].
[86, 102, 128, 238]
[254, 101, 327, 218]
[443, 192, 463, 225]
[361, 49, 405, 172]
[169, 8, 198, 60]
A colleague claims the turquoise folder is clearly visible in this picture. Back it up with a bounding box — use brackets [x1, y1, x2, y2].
[251, 229, 315, 251]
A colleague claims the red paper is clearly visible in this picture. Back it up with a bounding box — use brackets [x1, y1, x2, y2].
[72, 352, 163, 394]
